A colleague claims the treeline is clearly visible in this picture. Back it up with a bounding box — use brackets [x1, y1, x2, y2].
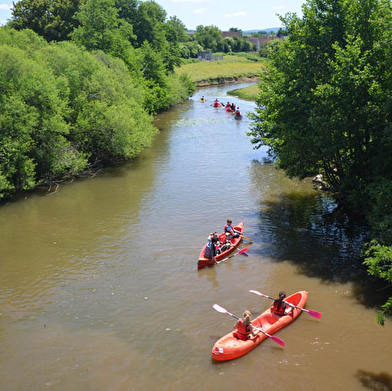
[249, 0, 392, 323]
[0, 0, 196, 200]
[181, 26, 284, 59]
[187, 26, 253, 56]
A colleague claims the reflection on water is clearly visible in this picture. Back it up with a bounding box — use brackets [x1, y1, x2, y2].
[0, 83, 391, 391]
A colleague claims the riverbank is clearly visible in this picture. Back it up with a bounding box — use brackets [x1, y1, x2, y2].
[227, 83, 259, 100]
[195, 76, 259, 87]
[175, 54, 267, 86]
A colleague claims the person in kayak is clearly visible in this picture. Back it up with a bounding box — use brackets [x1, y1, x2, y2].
[234, 310, 258, 340]
[219, 232, 232, 253]
[204, 233, 219, 262]
[200, 96, 205, 101]
[235, 107, 241, 117]
[271, 291, 288, 316]
[224, 218, 240, 238]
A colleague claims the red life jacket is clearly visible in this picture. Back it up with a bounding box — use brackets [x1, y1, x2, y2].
[272, 300, 286, 316]
[236, 319, 251, 340]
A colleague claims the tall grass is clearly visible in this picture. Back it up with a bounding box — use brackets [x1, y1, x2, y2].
[227, 84, 259, 101]
[175, 54, 267, 85]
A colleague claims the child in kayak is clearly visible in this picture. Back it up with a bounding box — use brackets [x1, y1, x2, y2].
[224, 218, 240, 238]
[204, 233, 219, 262]
[235, 107, 241, 117]
[234, 310, 258, 340]
[271, 291, 289, 316]
[219, 232, 232, 253]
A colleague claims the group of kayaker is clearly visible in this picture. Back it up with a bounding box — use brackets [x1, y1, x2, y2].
[234, 291, 289, 340]
[203, 218, 240, 263]
[224, 101, 241, 117]
[205, 97, 242, 117]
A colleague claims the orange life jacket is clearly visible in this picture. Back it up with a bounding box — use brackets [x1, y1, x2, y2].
[272, 300, 286, 316]
[236, 319, 251, 340]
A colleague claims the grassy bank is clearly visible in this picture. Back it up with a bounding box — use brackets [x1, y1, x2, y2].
[175, 54, 266, 86]
[227, 83, 259, 101]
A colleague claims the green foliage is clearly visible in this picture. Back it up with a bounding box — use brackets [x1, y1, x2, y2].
[11, 0, 82, 41]
[0, 28, 161, 199]
[249, 0, 392, 322]
[180, 41, 203, 59]
[71, 0, 137, 65]
[2, 0, 196, 197]
[363, 179, 392, 244]
[0, 42, 87, 196]
[166, 16, 188, 42]
[194, 25, 222, 52]
[363, 241, 392, 325]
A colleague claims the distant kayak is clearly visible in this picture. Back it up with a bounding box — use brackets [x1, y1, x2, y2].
[212, 102, 222, 107]
[198, 222, 243, 269]
[200, 99, 206, 102]
[212, 290, 308, 361]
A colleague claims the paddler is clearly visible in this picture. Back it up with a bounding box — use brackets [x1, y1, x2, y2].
[224, 218, 240, 238]
[271, 291, 289, 316]
[233, 310, 258, 340]
[203, 233, 219, 263]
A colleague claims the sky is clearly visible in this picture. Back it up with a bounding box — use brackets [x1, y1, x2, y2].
[0, 0, 305, 31]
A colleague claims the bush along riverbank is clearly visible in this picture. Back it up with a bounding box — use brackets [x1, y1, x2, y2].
[248, 0, 392, 324]
[0, 27, 194, 201]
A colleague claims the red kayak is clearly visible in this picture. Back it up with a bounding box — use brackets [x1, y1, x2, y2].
[198, 222, 243, 269]
[212, 291, 308, 361]
[225, 107, 235, 112]
[213, 102, 222, 107]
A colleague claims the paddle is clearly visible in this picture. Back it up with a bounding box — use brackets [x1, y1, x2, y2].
[249, 290, 322, 319]
[216, 247, 249, 264]
[212, 304, 285, 347]
[217, 226, 253, 242]
[221, 240, 248, 256]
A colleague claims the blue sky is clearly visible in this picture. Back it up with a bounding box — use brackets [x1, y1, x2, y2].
[0, 0, 305, 31]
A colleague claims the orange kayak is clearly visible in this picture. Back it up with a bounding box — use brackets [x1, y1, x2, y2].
[212, 290, 308, 361]
[198, 222, 243, 269]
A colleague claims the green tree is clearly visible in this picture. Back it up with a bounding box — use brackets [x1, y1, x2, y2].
[166, 16, 188, 42]
[249, 0, 392, 323]
[194, 25, 222, 52]
[11, 0, 82, 41]
[0, 43, 85, 196]
[71, 0, 140, 74]
[132, 0, 166, 49]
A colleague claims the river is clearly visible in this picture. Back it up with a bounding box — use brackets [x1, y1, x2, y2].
[0, 83, 391, 391]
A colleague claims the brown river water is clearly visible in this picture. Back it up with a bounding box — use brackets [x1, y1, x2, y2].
[1, 83, 392, 391]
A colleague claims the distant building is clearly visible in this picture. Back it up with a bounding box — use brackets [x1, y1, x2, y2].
[198, 51, 223, 61]
[198, 51, 213, 61]
[221, 31, 242, 39]
[247, 37, 261, 51]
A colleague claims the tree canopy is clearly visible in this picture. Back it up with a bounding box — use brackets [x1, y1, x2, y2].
[249, 0, 392, 323]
